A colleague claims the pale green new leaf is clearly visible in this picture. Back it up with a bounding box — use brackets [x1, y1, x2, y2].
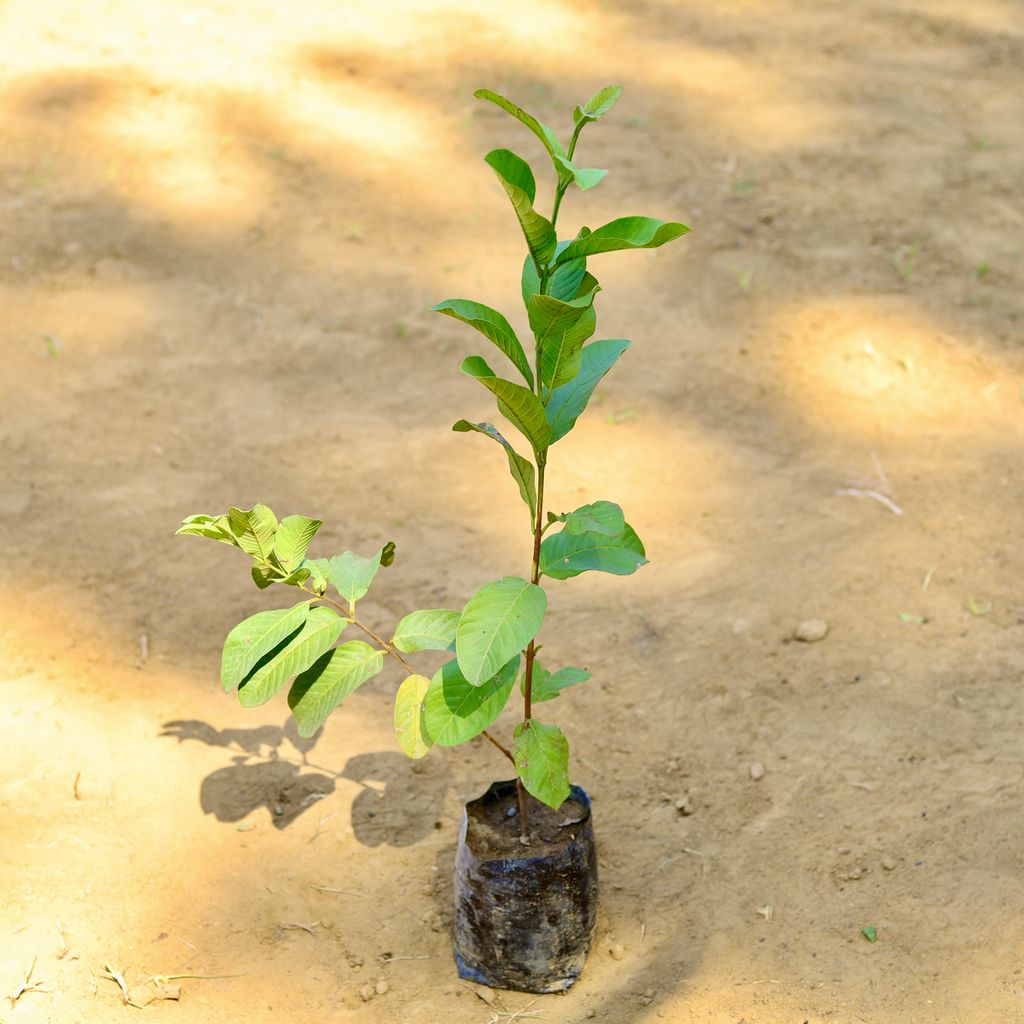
[563, 500, 625, 537]
[422, 655, 519, 746]
[461, 356, 551, 454]
[452, 420, 536, 519]
[274, 515, 322, 571]
[221, 600, 312, 692]
[552, 154, 608, 191]
[302, 558, 329, 595]
[318, 545, 394, 605]
[237, 606, 344, 708]
[176, 513, 237, 546]
[392, 609, 460, 653]
[513, 719, 570, 809]
[456, 576, 546, 685]
[573, 84, 623, 125]
[484, 149, 557, 267]
[226, 504, 278, 561]
[432, 299, 534, 388]
[540, 522, 647, 580]
[525, 664, 592, 704]
[288, 640, 384, 738]
[546, 338, 631, 442]
[556, 216, 690, 263]
[474, 89, 569, 183]
[394, 673, 433, 759]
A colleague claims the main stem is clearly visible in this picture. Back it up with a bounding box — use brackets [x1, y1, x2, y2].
[516, 126, 581, 837]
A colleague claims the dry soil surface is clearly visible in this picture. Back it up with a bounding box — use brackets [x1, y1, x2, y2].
[3, 2, 1024, 1022]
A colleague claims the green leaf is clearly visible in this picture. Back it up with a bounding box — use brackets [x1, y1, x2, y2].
[251, 564, 275, 589]
[474, 89, 569, 182]
[221, 601, 313, 692]
[394, 673, 433, 759]
[862, 926, 878, 943]
[432, 299, 534, 388]
[288, 640, 384, 737]
[273, 515, 322, 571]
[483, 149, 557, 268]
[422, 655, 519, 746]
[313, 545, 394, 606]
[392, 609, 460, 653]
[452, 420, 536, 519]
[226, 504, 278, 561]
[540, 522, 647, 580]
[521, 253, 589, 308]
[513, 720, 570, 810]
[528, 287, 600, 391]
[557, 216, 690, 263]
[176, 513, 237, 546]
[457, 576, 546, 686]
[302, 558, 329, 595]
[238, 606, 345, 708]
[524, 664, 591, 704]
[461, 356, 552, 454]
[562, 500, 624, 537]
[552, 154, 608, 191]
[546, 338, 631, 442]
[573, 85, 623, 125]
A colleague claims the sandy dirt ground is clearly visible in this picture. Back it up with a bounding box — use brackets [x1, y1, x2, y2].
[3, 1, 1024, 1021]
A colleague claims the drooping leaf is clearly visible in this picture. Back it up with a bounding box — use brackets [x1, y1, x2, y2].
[221, 601, 312, 692]
[528, 287, 600, 391]
[251, 564, 275, 589]
[474, 89, 569, 183]
[176, 513, 237, 546]
[237, 606, 345, 708]
[513, 719, 570, 810]
[392, 609, 460, 653]
[314, 545, 394, 606]
[523, 664, 591, 704]
[556, 216, 690, 263]
[432, 299, 534, 388]
[456, 576, 546, 686]
[562, 500, 625, 537]
[273, 515, 322, 571]
[422, 655, 519, 746]
[461, 356, 552, 454]
[552, 154, 608, 191]
[452, 420, 536, 519]
[540, 522, 647, 580]
[546, 338, 631, 442]
[394, 673, 433, 759]
[226, 504, 278, 561]
[483, 149, 557, 268]
[573, 84, 623, 125]
[288, 640, 384, 737]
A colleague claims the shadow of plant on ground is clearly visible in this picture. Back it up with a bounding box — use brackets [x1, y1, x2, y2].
[160, 719, 450, 842]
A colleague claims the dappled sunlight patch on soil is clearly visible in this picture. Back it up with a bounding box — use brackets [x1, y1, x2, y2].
[765, 297, 1024, 439]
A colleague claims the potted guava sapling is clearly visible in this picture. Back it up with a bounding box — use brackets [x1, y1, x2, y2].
[177, 85, 688, 994]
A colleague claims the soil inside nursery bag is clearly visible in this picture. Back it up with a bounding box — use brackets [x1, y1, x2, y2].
[453, 780, 598, 993]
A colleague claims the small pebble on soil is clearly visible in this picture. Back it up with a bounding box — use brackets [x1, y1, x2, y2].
[749, 761, 766, 781]
[609, 943, 625, 960]
[794, 619, 829, 643]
